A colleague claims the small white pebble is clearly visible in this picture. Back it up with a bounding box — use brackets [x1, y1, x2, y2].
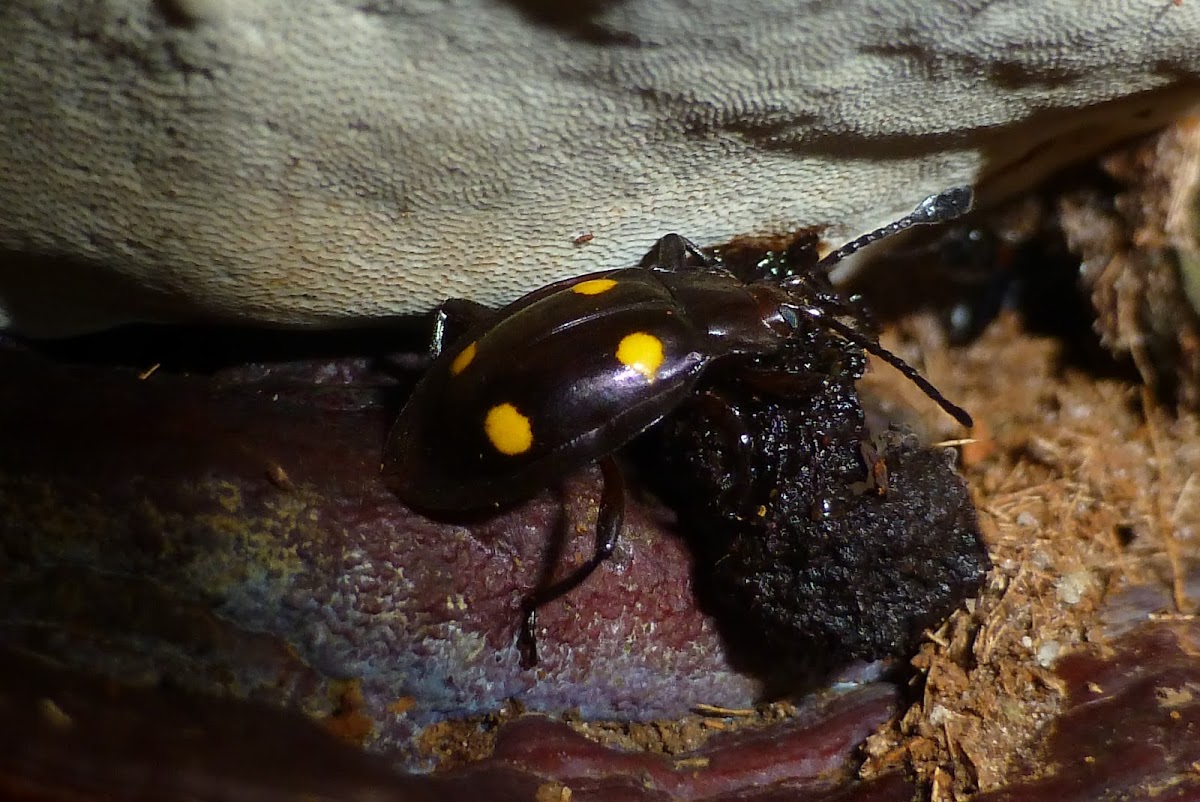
[1036, 641, 1060, 667]
[1066, 403, 1093, 420]
[1057, 570, 1095, 605]
[1021, 635, 1033, 649]
[1016, 511, 1039, 527]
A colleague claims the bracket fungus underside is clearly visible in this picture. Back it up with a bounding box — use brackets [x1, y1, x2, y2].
[1, 0, 1199, 333]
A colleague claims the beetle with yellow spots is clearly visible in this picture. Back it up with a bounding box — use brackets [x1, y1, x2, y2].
[383, 187, 976, 665]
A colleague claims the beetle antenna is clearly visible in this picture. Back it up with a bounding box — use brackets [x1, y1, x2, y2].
[810, 186, 974, 274]
[785, 305, 974, 428]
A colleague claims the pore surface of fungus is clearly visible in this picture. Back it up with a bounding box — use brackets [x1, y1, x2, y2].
[1, 0, 1199, 333]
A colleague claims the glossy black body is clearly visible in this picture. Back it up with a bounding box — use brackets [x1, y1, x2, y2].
[384, 262, 796, 512]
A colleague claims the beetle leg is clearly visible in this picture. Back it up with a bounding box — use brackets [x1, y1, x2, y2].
[518, 608, 540, 668]
[687, 389, 760, 514]
[518, 456, 626, 667]
[739, 365, 831, 398]
[429, 298, 495, 359]
[640, 233, 715, 273]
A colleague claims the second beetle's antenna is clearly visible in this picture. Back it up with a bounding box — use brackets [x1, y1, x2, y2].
[810, 186, 973, 274]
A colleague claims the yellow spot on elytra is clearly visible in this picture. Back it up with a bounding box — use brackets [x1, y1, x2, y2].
[616, 332, 664, 382]
[449, 341, 477, 375]
[572, 278, 617, 295]
[485, 403, 533, 455]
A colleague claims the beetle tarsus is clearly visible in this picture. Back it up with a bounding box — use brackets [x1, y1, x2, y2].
[518, 604, 539, 668]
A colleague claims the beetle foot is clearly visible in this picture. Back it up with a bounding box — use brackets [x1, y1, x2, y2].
[518, 604, 539, 668]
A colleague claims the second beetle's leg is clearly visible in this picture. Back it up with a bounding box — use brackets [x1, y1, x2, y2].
[519, 456, 626, 667]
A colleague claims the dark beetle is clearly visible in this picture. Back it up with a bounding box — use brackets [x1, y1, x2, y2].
[383, 187, 975, 663]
